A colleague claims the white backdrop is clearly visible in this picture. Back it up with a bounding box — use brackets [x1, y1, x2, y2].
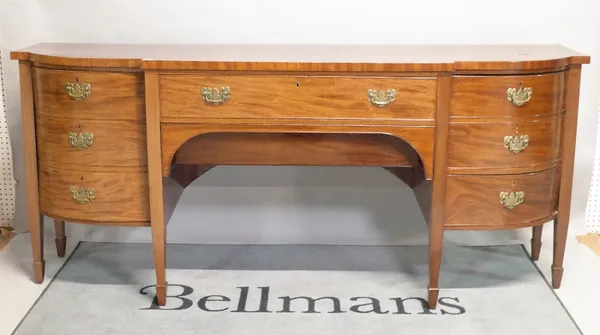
[0, 39, 16, 227]
[1, 0, 598, 245]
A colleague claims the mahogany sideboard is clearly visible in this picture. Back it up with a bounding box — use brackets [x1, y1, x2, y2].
[10, 43, 590, 308]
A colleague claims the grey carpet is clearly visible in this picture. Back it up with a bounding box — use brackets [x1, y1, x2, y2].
[14, 243, 580, 335]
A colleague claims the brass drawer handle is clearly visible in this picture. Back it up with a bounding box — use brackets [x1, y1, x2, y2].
[202, 87, 230, 105]
[499, 191, 524, 209]
[507, 84, 532, 107]
[68, 132, 94, 150]
[70, 185, 95, 204]
[504, 135, 529, 153]
[367, 89, 396, 107]
[65, 78, 92, 101]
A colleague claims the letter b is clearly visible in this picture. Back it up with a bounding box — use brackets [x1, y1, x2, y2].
[139, 284, 194, 310]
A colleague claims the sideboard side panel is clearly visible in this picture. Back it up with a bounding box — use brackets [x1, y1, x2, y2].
[19, 60, 45, 283]
[427, 74, 452, 308]
[552, 65, 583, 288]
[144, 71, 168, 306]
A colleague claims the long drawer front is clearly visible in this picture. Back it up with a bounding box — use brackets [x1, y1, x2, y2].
[159, 75, 436, 121]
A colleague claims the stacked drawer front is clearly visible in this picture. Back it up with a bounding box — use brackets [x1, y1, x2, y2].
[33, 67, 150, 223]
[445, 72, 565, 229]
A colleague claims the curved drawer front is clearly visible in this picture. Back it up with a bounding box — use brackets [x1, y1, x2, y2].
[33, 67, 145, 120]
[36, 116, 147, 170]
[450, 72, 565, 118]
[39, 166, 150, 222]
[159, 75, 436, 121]
[444, 168, 560, 229]
[447, 116, 563, 173]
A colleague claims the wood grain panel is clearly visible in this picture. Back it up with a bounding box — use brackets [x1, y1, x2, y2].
[11, 43, 591, 72]
[552, 65, 583, 289]
[160, 123, 435, 179]
[39, 166, 150, 222]
[32, 67, 144, 120]
[172, 133, 419, 167]
[426, 74, 452, 309]
[159, 75, 436, 121]
[18, 61, 45, 283]
[445, 168, 560, 229]
[450, 72, 566, 118]
[448, 116, 564, 173]
[36, 116, 147, 170]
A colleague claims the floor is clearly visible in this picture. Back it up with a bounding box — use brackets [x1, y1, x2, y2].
[1, 226, 599, 335]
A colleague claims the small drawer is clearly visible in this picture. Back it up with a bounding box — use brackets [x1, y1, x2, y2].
[33, 67, 145, 121]
[159, 75, 436, 121]
[36, 115, 147, 170]
[444, 168, 560, 229]
[447, 116, 563, 173]
[39, 166, 150, 222]
[450, 72, 565, 118]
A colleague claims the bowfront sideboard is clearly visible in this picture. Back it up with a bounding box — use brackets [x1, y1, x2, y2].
[11, 43, 590, 308]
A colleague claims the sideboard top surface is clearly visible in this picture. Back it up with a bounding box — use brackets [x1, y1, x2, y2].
[11, 43, 590, 72]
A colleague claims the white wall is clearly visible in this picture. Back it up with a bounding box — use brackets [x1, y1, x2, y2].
[1, 0, 598, 245]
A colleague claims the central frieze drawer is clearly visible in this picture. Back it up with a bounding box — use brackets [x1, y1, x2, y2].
[159, 75, 436, 120]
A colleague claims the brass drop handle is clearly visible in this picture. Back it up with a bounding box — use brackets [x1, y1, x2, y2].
[499, 191, 524, 209]
[68, 132, 94, 150]
[367, 89, 396, 107]
[65, 78, 92, 101]
[504, 135, 529, 153]
[70, 185, 95, 205]
[202, 87, 230, 105]
[507, 83, 532, 107]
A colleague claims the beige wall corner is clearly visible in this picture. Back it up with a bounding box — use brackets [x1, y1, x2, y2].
[576, 233, 600, 256]
[0, 227, 15, 251]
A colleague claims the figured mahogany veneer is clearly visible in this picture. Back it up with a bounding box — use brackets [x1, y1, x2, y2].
[447, 115, 564, 174]
[450, 72, 566, 118]
[160, 75, 436, 122]
[160, 123, 436, 178]
[38, 166, 150, 223]
[36, 116, 148, 171]
[11, 43, 590, 310]
[172, 133, 420, 168]
[32, 67, 145, 121]
[445, 168, 561, 229]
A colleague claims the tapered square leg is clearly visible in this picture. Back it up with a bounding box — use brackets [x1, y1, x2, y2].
[428, 227, 443, 309]
[54, 219, 66, 257]
[145, 71, 168, 306]
[552, 65, 582, 289]
[426, 74, 451, 310]
[428, 287, 440, 309]
[30, 214, 45, 283]
[151, 215, 167, 306]
[33, 260, 45, 283]
[552, 217, 568, 288]
[18, 61, 45, 284]
[531, 224, 543, 261]
[155, 283, 167, 306]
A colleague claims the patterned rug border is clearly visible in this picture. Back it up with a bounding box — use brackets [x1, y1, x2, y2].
[11, 241, 583, 335]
